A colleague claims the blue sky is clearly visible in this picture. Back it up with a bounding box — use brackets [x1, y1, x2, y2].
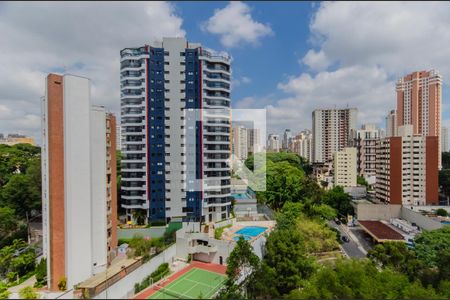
[0, 1, 449, 143]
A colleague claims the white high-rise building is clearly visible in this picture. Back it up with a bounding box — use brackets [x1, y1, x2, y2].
[232, 125, 248, 160]
[350, 124, 383, 177]
[312, 108, 357, 163]
[120, 37, 232, 224]
[291, 129, 312, 161]
[386, 109, 397, 137]
[42, 74, 117, 291]
[442, 126, 448, 152]
[333, 147, 357, 187]
[267, 134, 280, 152]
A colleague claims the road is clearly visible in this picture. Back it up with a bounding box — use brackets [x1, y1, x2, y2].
[328, 221, 366, 258]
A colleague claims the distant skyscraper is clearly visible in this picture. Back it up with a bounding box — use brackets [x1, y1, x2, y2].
[312, 108, 357, 163]
[41, 74, 117, 291]
[267, 134, 280, 152]
[120, 37, 232, 224]
[375, 125, 438, 206]
[333, 147, 357, 188]
[385, 109, 397, 137]
[291, 129, 312, 161]
[247, 128, 261, 154]
[442, 126, 448, 152]
[350, 124, 383, 177]
[232, 125, 248, 160]
[282, 129, 292, 150]
[396, 70, 442, 167]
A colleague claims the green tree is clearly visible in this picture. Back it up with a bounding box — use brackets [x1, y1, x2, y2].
[357, 175, 368, 187]
[323, 186, 354, 217]
[262, 228, 315, 295]
[414, 226, 450, 268]
[226, 236, 260, 283]
[19, 286, 38, 299]
[435, 208, 448, 217]
[0, 206, 17, 238]
[0, 282, 10, 299]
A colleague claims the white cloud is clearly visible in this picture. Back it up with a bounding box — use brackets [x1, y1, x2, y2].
[301, 49, 330, 71]
[264, 2, 450, 136]
[202, 2, 273, 48]
[0, 1, 185, 144]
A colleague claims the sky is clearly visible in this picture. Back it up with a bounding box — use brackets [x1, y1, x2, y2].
[1, 1, 450, 145]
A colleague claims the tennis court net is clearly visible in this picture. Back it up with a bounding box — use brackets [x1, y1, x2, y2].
[155, 284, 191, 299]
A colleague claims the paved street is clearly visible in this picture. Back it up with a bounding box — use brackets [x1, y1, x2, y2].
[328, 221, 367, 258]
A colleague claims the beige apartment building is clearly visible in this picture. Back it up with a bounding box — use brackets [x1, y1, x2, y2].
[333, 147, 357, 187]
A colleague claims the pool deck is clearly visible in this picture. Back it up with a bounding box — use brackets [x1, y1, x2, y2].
[220, 220, 275, 242]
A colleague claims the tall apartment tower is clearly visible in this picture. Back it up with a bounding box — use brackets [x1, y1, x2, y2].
[442, 126, 449, 152]
[350, 124, 383, 177]
[291, 129, 312, 161]
[267, 134, 280, 152]
[375, 125, 438, 205]
[312, 108, 357, 163]
[120, 37, 232, 224]
[232, 125, 248, 160]
[41, 74, 117, 291]
[396, 70, 442, 167]
[247, 128, 261, 154]
[282, 129, 292, 150]
[333, 147, 357, 187]
[385, 109, 397, 137]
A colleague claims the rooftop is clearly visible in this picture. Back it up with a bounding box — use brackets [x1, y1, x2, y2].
[358, 220, 404, 242]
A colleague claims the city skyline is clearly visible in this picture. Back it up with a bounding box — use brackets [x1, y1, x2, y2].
[2, 2, 450, 144]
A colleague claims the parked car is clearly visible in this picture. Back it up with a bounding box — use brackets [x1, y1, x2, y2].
[341, 236, 350, 243]
[335, 218, 341, 225]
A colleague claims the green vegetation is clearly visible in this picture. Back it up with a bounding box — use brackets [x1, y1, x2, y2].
[34, 258, 47, 288]
[244, 152, 352, 218]
[214, 224, 232, 239]
[218, 237, 260, 299]
[19, 286, 39, 299]
[0, 282, 10, 299]
[436, 208, 448, 217]
[0, 239, 36, 284]
[287, 259, 440, 299]
[127, 233, 175, 262]
[414, 226, 450, 268]
[58, 276, 67, 291]
[134, 263, 170, 294]
[357, 175, 369, 187]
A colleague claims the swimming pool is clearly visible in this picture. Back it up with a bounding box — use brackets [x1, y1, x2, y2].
[233, 226, 267, 241]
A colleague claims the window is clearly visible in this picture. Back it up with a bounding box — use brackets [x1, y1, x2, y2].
[164, 61, 169, 65]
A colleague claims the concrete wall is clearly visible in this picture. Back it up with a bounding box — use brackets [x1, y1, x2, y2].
[214, 218, 235, 229]
[117, 227, 167, 240]
[93, 245, 176, 299]
[90, 106, 108, 274]
[354, 203, 402, 221]
[400, 207, 444, 231]
[63, 75, 93, 289]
